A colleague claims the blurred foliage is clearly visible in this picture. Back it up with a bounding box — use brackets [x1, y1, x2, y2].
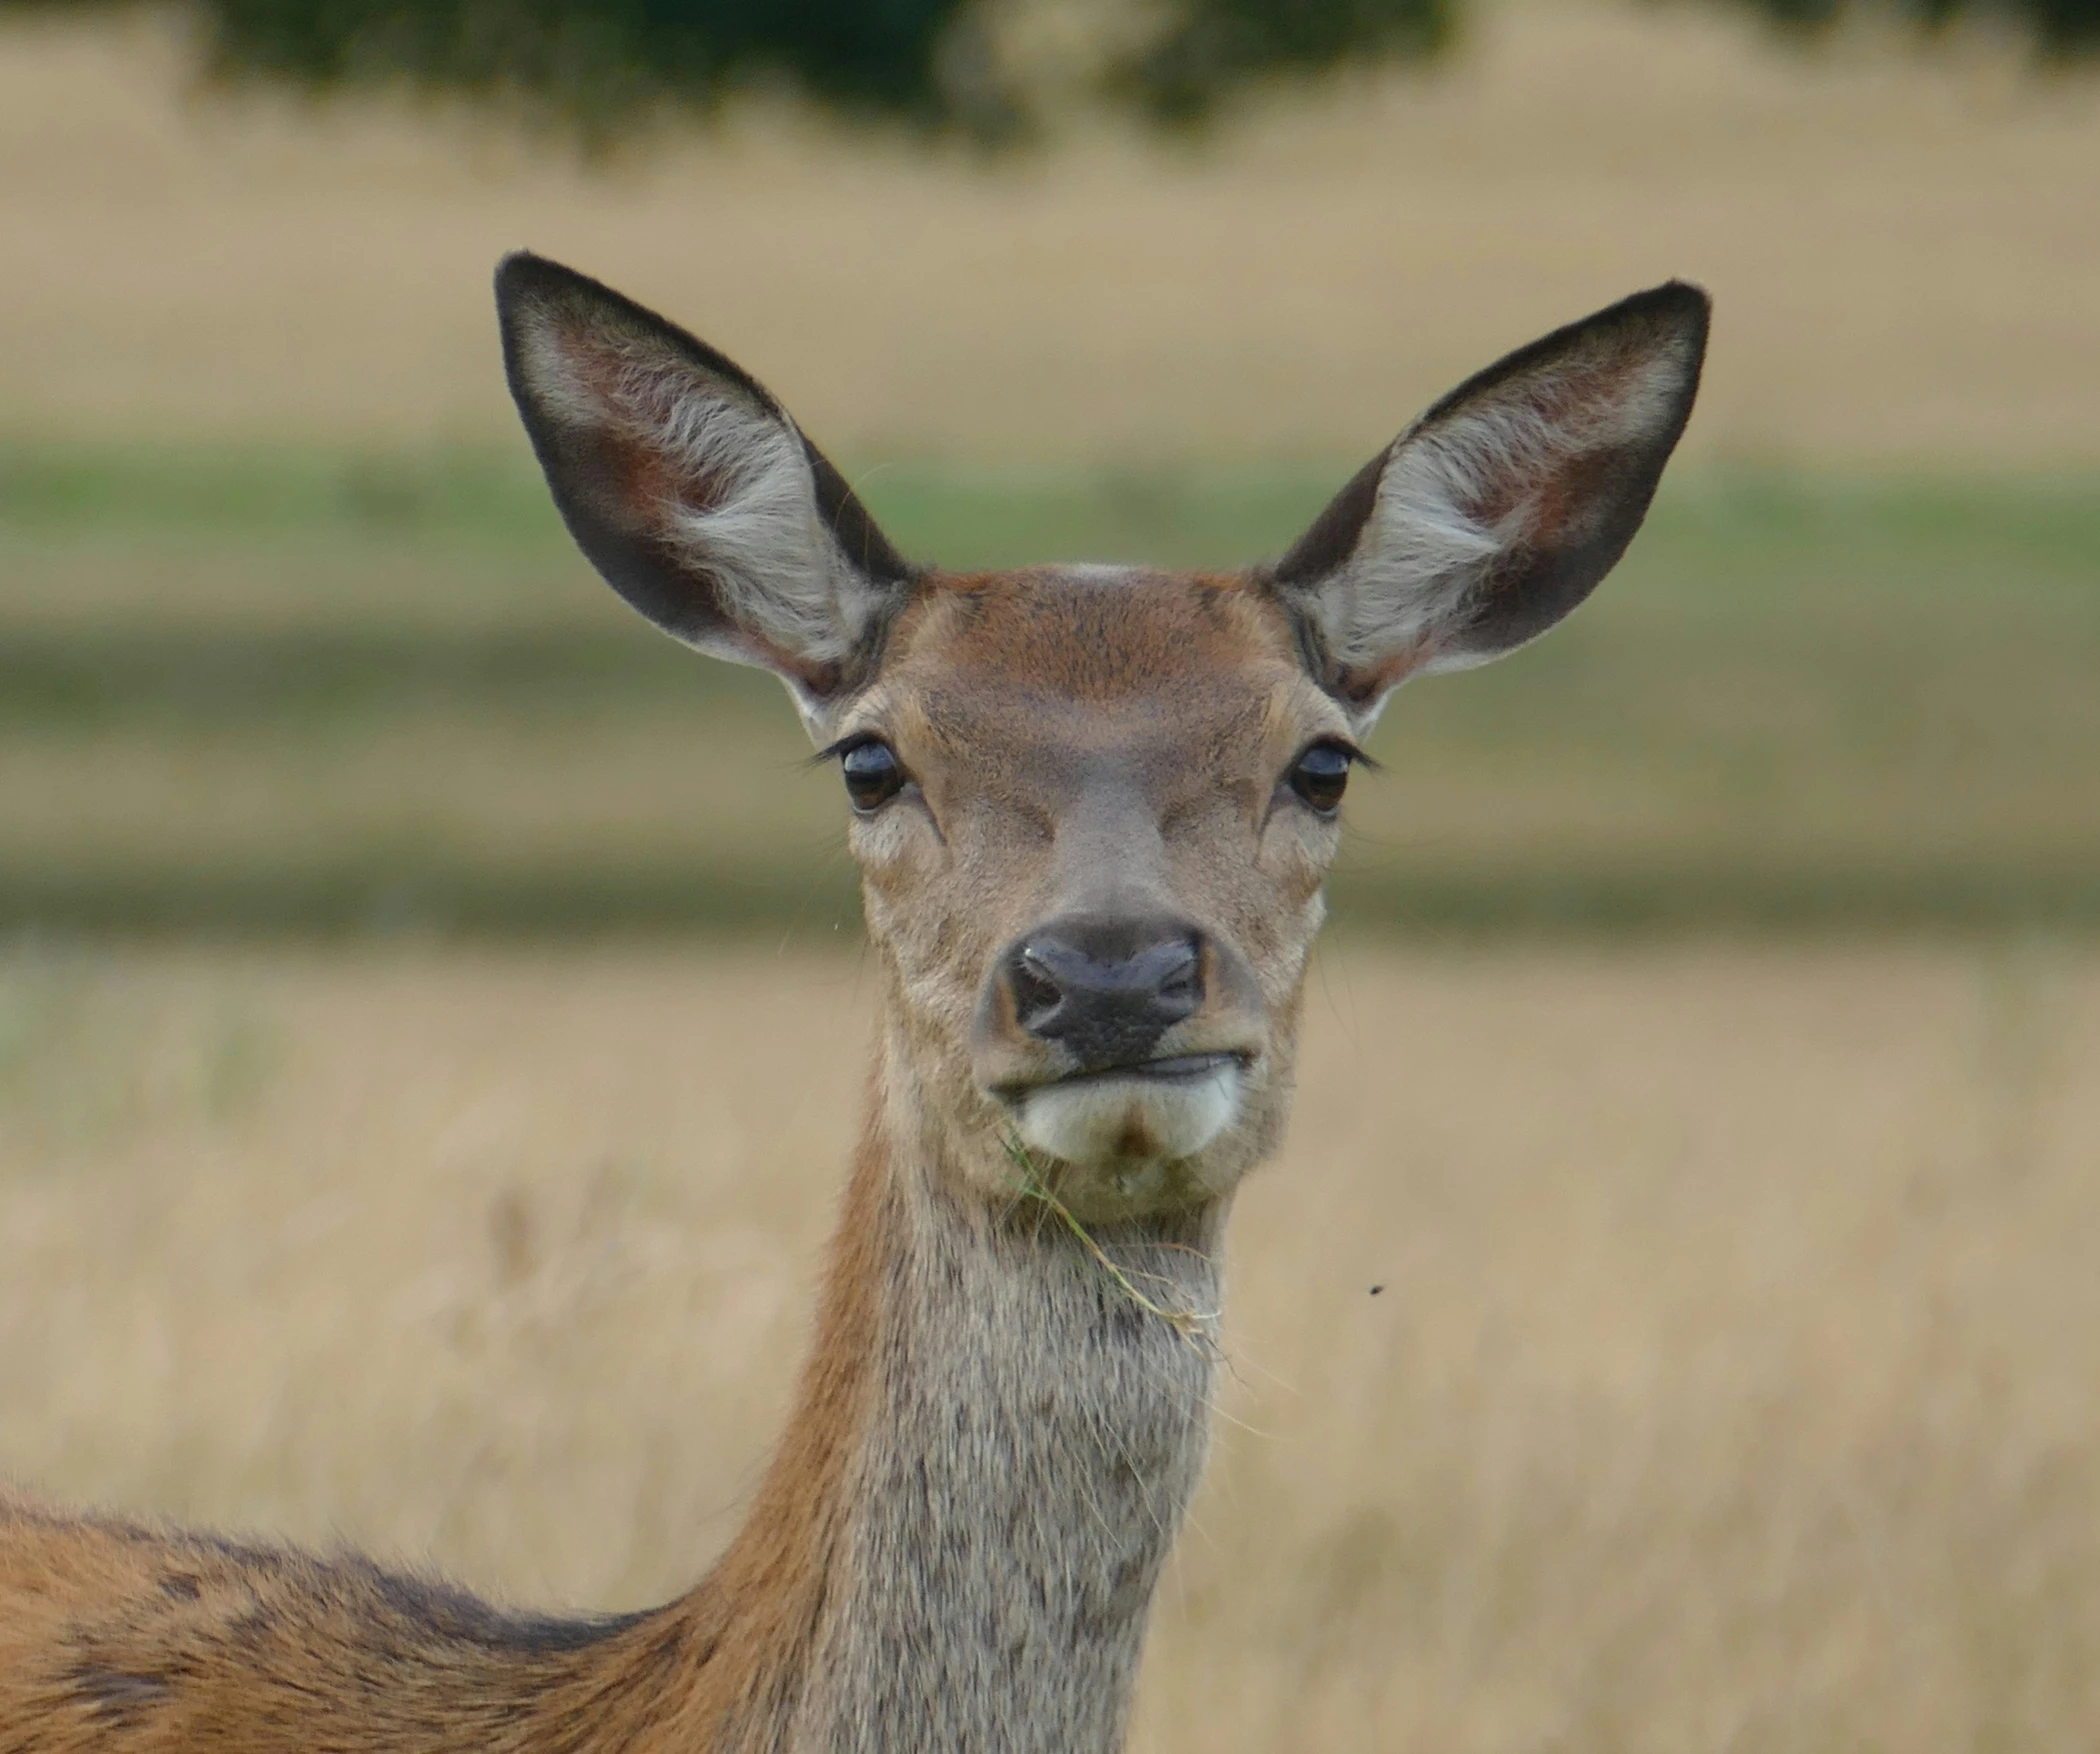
[11, 0, 979, 134]
[0, 0, 2090, 141]
[1107, 0, 1453, 127]
[0, 0, 1455, 139]
[1729, 0, 2100, 54]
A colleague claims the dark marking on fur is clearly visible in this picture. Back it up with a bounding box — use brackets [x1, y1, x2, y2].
[71, 1665, 174, 1723]
[363, 1561, 651, 1656]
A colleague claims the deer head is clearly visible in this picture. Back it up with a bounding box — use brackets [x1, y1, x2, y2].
[498, 254, 1707, 1224]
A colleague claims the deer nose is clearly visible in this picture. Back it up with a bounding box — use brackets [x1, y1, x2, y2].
[1003, 920, 1204, 1072]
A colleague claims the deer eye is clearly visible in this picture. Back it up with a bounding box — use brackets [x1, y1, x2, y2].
[1287, 742, 1354, 816]
[839, 739, 906, 813]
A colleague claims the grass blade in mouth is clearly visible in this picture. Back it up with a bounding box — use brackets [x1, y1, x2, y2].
[1000, 1133, 1220, 1344]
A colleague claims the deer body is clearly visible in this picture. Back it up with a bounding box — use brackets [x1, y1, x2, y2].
[0, 255, 1707, 1751]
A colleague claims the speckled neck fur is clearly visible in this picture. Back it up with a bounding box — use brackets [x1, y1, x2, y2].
[760, 1113, 1223, 1753]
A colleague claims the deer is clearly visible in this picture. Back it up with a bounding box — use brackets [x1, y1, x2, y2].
[0, 253, 1707, 1753]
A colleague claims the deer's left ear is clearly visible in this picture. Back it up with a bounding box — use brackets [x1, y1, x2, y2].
[497, 252, 916, 727]
[1269, 282, 1709, 725]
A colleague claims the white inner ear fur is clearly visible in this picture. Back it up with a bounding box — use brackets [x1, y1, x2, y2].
[515, 318, 880, 672]
[1293, 338, 1690, 703]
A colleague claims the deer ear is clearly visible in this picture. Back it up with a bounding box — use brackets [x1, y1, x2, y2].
[496, 252, 915, 723]
[1269, 282, 1709, 725]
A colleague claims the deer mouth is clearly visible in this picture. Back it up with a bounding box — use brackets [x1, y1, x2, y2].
[1044, 1051, 1248, 1090]
[999, 1052, 1250, 1172]
[993, 1050, 1250, 1101]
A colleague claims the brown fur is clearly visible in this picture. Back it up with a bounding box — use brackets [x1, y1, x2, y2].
[0, 255, 1706, 1751]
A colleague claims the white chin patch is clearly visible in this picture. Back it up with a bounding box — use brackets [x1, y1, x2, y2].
[1015, 1064, 1240, 1169]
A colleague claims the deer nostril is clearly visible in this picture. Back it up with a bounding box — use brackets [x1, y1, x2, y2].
[1011, 946, 1066, 1035]
[1153, 940, 1200, 1010]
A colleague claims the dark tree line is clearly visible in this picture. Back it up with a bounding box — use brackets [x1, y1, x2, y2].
[3, 0, 2092, 141]
[1747, 0, 2096, 54]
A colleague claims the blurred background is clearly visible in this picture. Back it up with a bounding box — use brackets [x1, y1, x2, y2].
[2, 0, 2098, 1747]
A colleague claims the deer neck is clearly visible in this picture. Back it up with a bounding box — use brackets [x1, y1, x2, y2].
[688, 1043, 1225, 1754]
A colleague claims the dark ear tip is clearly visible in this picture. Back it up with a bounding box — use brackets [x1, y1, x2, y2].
[495, 250, 550, 298]
[494, 252, 557, 333]
[1619, 279, 1712, 353]
[493, 251, 611, 327]
[1649, 277, 1711, 311]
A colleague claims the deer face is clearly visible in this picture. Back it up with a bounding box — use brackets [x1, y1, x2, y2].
[498, 255, 1707, 1220]
[834, 566, 1344, 1218]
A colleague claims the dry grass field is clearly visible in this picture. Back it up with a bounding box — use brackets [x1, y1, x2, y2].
[2, 942, 2098, 1752]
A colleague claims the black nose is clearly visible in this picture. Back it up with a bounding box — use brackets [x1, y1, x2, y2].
[1003, 918, 1204, 1072]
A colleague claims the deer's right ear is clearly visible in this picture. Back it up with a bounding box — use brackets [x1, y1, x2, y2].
[496, 252, 915, 722]
[1269, 282, 1709, 729]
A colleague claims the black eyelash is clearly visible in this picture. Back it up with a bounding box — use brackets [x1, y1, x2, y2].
[807, 733, 882, 771]
[1291, 738, 1379, 773]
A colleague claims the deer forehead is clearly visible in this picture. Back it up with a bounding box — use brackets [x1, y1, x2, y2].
[849, 567, 1345, 794]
